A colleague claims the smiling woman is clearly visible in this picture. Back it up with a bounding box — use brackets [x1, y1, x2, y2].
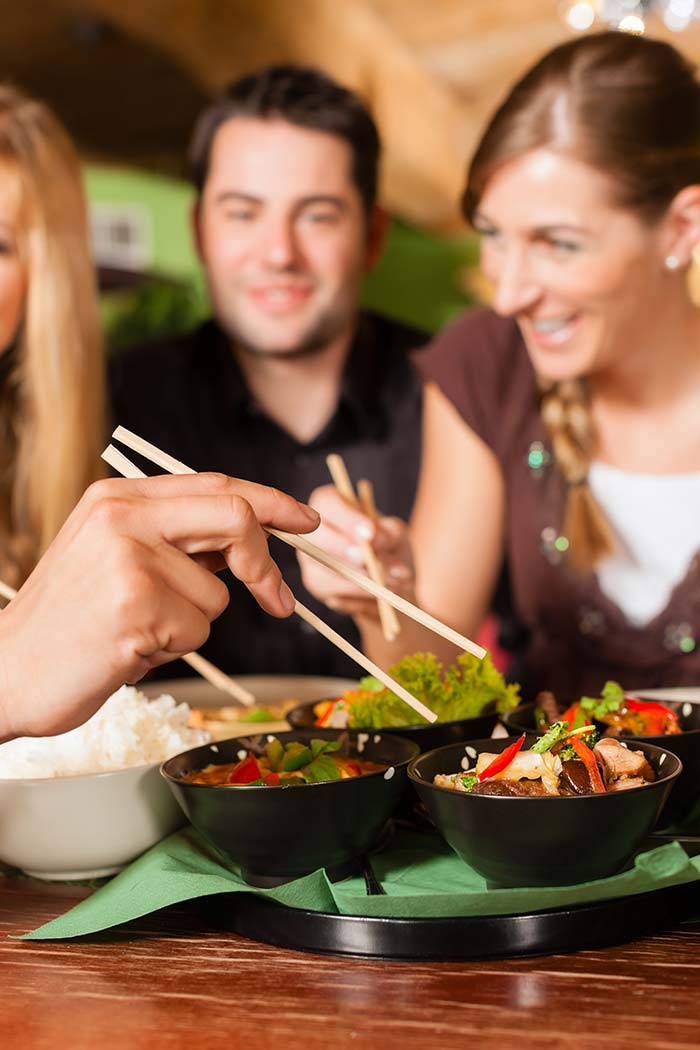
[300, 31, 700, 702]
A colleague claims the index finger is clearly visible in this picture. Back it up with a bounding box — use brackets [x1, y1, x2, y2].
[86, 473, 320, 536]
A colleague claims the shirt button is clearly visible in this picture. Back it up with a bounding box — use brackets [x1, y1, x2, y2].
[299, 620, 316, 636]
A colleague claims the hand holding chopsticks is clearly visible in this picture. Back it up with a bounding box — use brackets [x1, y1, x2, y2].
[325, 454, 401, 643]
[0, 473, 321, 740]
[110, 427, 484, 659]
[105, 426, 487, 724]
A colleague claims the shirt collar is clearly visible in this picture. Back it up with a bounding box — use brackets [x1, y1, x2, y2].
[205, 312, 386, 440]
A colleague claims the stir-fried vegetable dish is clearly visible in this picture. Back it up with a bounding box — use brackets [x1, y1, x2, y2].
[183, 737, 385, 786]
[313, 652, 520, 730]
[535, 680, 680, 737]
[434, 723, 658, 797]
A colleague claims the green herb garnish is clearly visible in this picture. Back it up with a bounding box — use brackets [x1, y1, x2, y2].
[580, 680, 625, 720]
[532, 721, 569, 754]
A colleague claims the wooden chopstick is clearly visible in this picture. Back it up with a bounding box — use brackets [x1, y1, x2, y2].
[100, 446, 256, 707]
[104, 441, 439, 724]
[0, 579, 16, 602]
[268, 526, 484, 658]
[110, 426, 486, 660]
[357, 478, 377, 519]
[293, 601, 434, 721]
[357, 477, 403, 640]
[326, 454, 400, 642]
[179, 653, 255, 706]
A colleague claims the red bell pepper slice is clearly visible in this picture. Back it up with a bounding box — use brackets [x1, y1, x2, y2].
[478, 733, 526, 782]
[264, 772, 280, 786]
[571, 736, 606, 793]
[227, 754, 262, 784]
[624, 697, 678, 735]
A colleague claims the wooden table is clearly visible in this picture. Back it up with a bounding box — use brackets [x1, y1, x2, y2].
[3, 876, 700, 1050]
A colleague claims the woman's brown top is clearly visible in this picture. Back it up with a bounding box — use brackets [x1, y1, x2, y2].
[414, 307, 700, 700]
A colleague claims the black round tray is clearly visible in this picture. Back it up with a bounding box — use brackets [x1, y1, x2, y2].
[199, 878, 699, 961]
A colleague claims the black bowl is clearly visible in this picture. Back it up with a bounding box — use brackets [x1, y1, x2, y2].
[286, 700, 499, 753]
[408, 736, 681, 887]
[504, 700, 700, 827]
[161, 729, 419, 886]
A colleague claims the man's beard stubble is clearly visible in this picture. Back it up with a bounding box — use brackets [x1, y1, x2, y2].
[221, 301, 355, 362]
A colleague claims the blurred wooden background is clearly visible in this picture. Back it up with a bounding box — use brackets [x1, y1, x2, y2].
[3, 0, 700, 231]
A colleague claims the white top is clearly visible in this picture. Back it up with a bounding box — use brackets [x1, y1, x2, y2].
[588, 461, 700, 627]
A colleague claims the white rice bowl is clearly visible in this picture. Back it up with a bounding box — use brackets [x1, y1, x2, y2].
[0, 686, 210, 879]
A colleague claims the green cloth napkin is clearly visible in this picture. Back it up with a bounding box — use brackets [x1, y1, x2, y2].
[18, 826, 700, 940]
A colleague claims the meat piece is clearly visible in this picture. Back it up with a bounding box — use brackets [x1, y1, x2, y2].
[536, 690, 561, 726]
[559, 759, 597, 795]
[594, 738, 655, 784]
[472, 778, 549, 797]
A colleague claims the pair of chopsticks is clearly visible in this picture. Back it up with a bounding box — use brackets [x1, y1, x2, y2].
[325, 454, 400, 642]
[0, 575, 257, 707]
[104, 426, 487, 724]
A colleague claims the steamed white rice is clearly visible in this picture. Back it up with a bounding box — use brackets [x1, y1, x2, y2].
[0, 686, 210, 779]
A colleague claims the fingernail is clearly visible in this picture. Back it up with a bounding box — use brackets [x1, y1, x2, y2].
[301, 504, 320, 523]
[278, 580, 295, 614]
[356, 522, 373, 540]
[345, 545, 365, 564]
[389, 565, 412, 581]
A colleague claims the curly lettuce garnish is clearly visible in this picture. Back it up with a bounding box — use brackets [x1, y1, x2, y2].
[346, 652, 520, 728]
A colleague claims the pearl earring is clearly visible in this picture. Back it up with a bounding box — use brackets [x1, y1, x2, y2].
[665, 255, 681, 271]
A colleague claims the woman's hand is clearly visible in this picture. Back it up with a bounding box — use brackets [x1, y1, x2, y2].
[299, 484, 415, 621]
[0, 473, 319, 741]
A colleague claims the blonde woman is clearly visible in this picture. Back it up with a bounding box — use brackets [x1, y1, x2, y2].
[301, 32, 700, 700]
[0, 85, 104, 588]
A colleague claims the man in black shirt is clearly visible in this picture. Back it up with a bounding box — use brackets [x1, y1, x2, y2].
[109, 66, 425, 677]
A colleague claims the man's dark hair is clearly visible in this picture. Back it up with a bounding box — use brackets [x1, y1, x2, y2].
[188, 65, 381, 213]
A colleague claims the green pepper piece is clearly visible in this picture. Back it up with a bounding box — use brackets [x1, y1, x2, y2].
[265, 738, 285, 772]
[302, 755, 342, 783]
[310, 739, 341, 759]
[281, 742, 313, 772]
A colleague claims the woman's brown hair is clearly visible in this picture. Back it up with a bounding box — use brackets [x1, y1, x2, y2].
[463, 31, 700, 571]
[0, 86, 104, 587]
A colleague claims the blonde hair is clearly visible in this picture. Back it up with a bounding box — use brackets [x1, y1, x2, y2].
[464, 33, 700, 570]
[0, 86, 104, 587]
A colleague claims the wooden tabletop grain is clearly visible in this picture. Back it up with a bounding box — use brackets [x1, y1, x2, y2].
[3, 875, 700, 1050]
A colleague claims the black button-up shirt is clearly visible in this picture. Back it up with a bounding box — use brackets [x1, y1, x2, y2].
[108, 311, 426, 677]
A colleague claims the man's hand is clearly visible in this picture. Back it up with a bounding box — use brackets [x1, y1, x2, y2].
[0, 473, 319, 741]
